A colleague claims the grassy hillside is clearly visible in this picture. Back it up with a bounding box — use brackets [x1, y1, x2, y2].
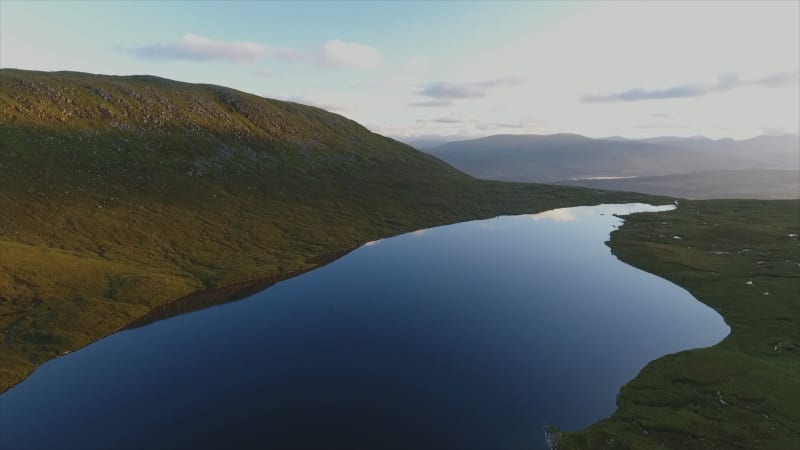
[555, 200, 800, 449]
[0, 69, 661, 392]
[2, 70, 798, 449]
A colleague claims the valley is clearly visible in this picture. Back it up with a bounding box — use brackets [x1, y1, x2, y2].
[421, 134, 799, 199]
[0, 69, 660, 392]
[0, 69, 797, 450]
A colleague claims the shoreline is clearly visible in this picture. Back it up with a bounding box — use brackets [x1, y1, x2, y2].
[554, 199, 800, 448]
[125, 245, 357, 330]
[0, 246, 357, 396]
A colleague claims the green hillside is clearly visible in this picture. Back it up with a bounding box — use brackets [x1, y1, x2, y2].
[0, 69, 659, 392]
[556, 200, 800, 449]
[2, 69, 798, 449]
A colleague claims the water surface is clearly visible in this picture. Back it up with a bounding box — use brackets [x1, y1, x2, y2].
[0, 204, 729, 449]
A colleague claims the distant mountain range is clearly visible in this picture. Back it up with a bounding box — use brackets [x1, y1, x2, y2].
[420, 133, 799, 199]
[559, 169, 800, 200]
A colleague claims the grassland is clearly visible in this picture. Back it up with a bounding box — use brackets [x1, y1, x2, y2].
[2, 70, 798, 450]
[555, 199, 800, 449]
[0, 69, 660, 392]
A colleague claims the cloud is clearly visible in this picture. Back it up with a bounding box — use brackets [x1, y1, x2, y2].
[317, 39, 385, 69]
[408, 100, 453, 107]
[417, 76, 526, 100]
[583, 83, 712, 103]
[420, 83, 486, 100]
[415, 117, 463, 124]
[127, 33, 301, 64]
[127, 34, 384, 69]
[582, 71, 800, 103]
[271, 48, 307, 63]
[412, 116, 544, 131]
[410, 116, 545, 133]
[475, 122, 525, 130]
[758, 71, 800, 88]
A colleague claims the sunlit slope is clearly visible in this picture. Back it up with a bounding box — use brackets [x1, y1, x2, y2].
[0, 69, 661, 391]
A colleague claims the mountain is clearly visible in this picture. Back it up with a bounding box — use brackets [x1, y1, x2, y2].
[0, 69, 659, 391]
[425, 133, 800, 198]
[559, 169, 800, 200]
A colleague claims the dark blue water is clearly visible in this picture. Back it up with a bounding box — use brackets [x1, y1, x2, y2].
[0, 204, 728, 450]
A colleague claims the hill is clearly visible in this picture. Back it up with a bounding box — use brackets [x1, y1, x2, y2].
[559, 169, 800, 200]
[2, 70, 798, 450]
[0, 69, 659, 391]
[424, 133, 799, 198]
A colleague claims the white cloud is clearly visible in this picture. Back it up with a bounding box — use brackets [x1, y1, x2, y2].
[386, 1, 800, 139]
[413, 76, 526, 102]
[116, 3, 798, 140]
[582, 71, 800, 103]
[270, 47, 307, 63]
[129, 33, 277, 64]
[408, 100, 453, 107]
[317, 39, 385, 69]
[128, 34, 384, 70]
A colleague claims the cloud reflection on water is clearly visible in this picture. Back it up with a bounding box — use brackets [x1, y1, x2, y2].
[530, 208, 578, 222]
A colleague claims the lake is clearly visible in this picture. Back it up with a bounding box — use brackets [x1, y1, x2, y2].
[0, 204, 729, 450]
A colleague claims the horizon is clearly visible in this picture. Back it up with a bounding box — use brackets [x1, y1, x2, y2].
[396, 130, 800, 147]
[1, 1, 798, 141]
[2, 66, 798, 145]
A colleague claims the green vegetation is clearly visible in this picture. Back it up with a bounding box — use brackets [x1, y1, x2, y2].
[4, 70, 798, 450]
[0, 69, 660, 392]
[555, 199, 800, 449]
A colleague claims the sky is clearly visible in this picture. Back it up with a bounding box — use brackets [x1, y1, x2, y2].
[1, 1, 798, 141]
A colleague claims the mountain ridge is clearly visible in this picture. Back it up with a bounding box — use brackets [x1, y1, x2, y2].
[422, 132, 799, 197]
